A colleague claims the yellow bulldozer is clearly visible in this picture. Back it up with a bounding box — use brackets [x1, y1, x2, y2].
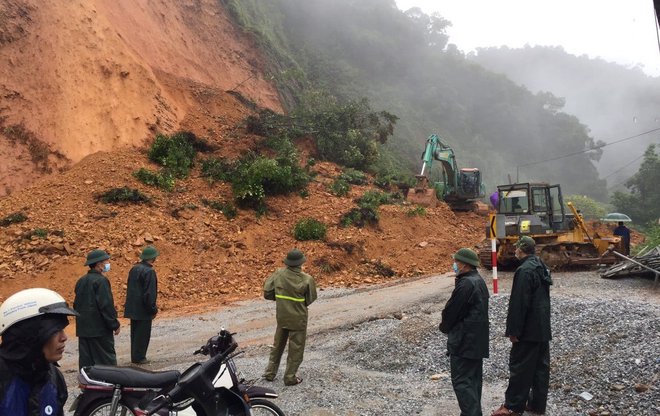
[478, 182, 622, 269]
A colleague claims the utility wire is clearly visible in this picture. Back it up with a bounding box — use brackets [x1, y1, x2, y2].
[601, 152, 647, 180]
[517, 127, 660, 169]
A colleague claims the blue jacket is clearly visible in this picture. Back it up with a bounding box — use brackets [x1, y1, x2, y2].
[0, 357, 67, 416]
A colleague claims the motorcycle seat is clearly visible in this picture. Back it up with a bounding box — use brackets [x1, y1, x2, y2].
[84, 365, 181, 388]
[237, 383, 278, 399]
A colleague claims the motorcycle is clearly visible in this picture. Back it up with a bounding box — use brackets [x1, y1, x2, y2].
[70, 328, 285, 416]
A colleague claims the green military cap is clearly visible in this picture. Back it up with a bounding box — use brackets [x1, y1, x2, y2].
[453, 248, 480, 267]
[283, 249, 306, 266]
[515, 236, 536, 250]
[85, 249, 110, 266]
[140, 245, 159, 260]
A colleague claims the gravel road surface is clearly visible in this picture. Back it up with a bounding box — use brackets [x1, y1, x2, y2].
[62, 269, 660, 415]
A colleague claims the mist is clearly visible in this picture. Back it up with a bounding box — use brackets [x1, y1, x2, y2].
[470, 46, 660, 192]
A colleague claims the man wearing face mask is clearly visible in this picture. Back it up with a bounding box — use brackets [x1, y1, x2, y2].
[492, 236, 552, 416]
[0, 288, 79, 416]
[439, 248, 490, 416]
[73, 249, 121, 369]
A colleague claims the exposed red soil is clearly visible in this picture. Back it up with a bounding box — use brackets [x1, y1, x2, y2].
[0, 144, 485, 317]
[0, 0, 281, 195]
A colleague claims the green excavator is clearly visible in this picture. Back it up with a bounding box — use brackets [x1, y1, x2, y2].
[406, 134, 488, 213]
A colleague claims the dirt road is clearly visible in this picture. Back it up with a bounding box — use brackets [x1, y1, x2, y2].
[60, 271, 458, 372]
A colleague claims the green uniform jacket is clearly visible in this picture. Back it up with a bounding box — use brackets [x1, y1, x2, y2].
[505, 255, 552, 342]
[264, 266, 317, 331]
[74, 270, 120, 337]
[439, 269, 490, 359]
[124, 261, 158, 320]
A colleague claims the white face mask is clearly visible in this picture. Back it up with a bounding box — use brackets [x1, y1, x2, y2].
[452, 262, 459, 274]
[102, 262, 111, 273]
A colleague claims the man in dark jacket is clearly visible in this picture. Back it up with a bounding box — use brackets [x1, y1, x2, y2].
[0, 288, 79, 416]
[263, 249, 317, 386]
[73, 249, 121, 369]
[124, 245, 159, 364]
[440, 248, 490, 416]
[613, 221, 631, 255]
[492, 236, 552, 416]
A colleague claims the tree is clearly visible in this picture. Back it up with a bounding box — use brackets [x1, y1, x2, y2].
[611, 144, 660, 225]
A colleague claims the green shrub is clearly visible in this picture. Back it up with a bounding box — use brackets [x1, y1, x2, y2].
[407, 206, 427, 217]
[632, 224, 660, 255]
[357, 190, 397, 208]
[232, 181, 267, 212]
[329, 179, 350, 196]
[26, 228, 48, 239]
[201, 157, 235, 183]
[98, 187, 151, 204]
[133, 168, 175, 191]
[148, 132, 197, 178]
[1, 212, 28, 227]
[293, 218, 327, 241]
[339, 168, 368, 185]
[231, 154, 309, 212]
[564, 194, 609, 220]
[340, 207, 379, 228]
[202, 198, 238, 220]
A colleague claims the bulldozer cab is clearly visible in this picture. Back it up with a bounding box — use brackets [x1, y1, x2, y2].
[497, 183, 567, 235]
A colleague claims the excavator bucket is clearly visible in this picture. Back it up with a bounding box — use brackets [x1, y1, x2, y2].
[406, 175, 439, 207]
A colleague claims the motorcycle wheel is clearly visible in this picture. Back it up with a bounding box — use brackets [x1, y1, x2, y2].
[248, 398, 286, 416]
[78, 398, 136, 416]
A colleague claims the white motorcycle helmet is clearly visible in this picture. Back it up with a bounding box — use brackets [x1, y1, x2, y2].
[0, 288, 78, 335]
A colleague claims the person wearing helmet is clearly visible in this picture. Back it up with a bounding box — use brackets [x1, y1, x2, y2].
[73, 249, 121, 369]
[439, 248, 490, 416]
[124, 245, 160, 365]
[262, 249, 317, 386]
[0, 288, 79, 416]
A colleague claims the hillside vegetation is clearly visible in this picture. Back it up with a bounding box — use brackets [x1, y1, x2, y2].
[223, 0, 608, 199]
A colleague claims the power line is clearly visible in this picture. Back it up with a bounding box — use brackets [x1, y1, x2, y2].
[602, 152, 646, 180]
[517, 127, 660, 170]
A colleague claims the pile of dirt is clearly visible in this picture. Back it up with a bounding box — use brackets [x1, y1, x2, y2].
[0, 113, 485, 317]
[587, 220, 645, 246]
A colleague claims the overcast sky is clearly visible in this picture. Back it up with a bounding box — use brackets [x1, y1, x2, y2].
[395, 0, 660, 76]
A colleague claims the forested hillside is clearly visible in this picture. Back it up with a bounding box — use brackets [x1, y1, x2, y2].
[471, 45, 660, 192]
[223, 0, 608, 200]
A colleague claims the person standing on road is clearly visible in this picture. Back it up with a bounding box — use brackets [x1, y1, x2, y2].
[492, 236, 552, 416]
[439, 248, 490, 416]
[613, 221, 631, 255]
[263, 248, 317, 386]
[74, 249, 121, 369]
[124, 245, 159, 365]
[0, 288, 79, 416]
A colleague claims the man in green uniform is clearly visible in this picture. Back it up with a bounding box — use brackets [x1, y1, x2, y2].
[492, 236, 552, 416]
[440, 248, 490, 416]
[124, 245, 159, 365]
[73, 249, 121, 369]
[263, 248, 317, 386]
